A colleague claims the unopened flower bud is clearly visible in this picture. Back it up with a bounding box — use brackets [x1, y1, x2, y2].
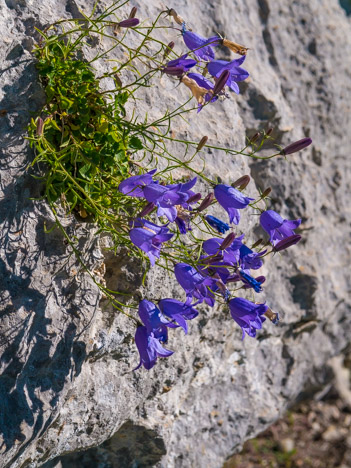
[232, 175, 250, 190]
[168, 8, 185, 25]
[163, 41, 175, 59]
[250, 132, 260, 143]
[274, 234, 301, 251]
[255, 276, 266, 284]
[212, 70, 230, 96]
[280, 137, 312, 155]
[128, 7, 138, 18]
[196, 136, 208, 152]
[264, 307, 279, 324]
[138, 202, 155, 217]
[118, 18, 140, 28]
[261, 187, 272, 198]
[187, 193, 202, 204]
[197, 193, 214, 211]
[36, 117, 44, 136]
[251, 238, 263, 249]
[222, 38, 248, 55]
[220, 232, 235, 250]
[201, 253, 224, 265]
[162, 66, 184, 77]
[266, 127, 273, 136]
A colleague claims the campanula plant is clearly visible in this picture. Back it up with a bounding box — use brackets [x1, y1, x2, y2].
[27, 1, 313, 371]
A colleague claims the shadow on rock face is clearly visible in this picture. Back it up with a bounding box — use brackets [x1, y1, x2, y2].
[43, 421, 166, 468]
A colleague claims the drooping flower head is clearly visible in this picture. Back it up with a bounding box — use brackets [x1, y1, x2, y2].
[134, 326, 173, 370]
[239, 244, 266, 270]
[182, 25, 220, 61]
[159, 298, 199, 334]
[143, 177, 197, 222]
[229, 297, 267, 339]
[174, 262, 217, 306]
[203, 235, 244, 264]
[260, 210, 301, 247]
[118, 169, 157, 197]
[207, 56, 249, 93]
[214, 184, 253, 224]
[162, 54, 197, 77]
[129, 218, 173, 266]
[138, 299, 174, 342]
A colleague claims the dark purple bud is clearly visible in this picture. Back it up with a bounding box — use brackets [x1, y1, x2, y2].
[266, 128, 274, 136]
[201, 253, 224, 265]
[197, 193, 214, 212]
[118, 18, 140, 28]
[280, 138, 312, 155]
[251, 238, 263, 248]
[232, 175, 250, 190]
[264, 307, 279, 324]
[196, 136, 208, 152]
[212, 70, 230, 96]
[138, 202, 155, 217]
[187, 193, 202, 204]
[36, 117, 44, 136]
[250, 132, 260, 143]
[162, 66, 184, 77]
[274, 234, 302, 251]
[128, 7, 138, 18]
[163, 41, 175, 59]
[261, 187, 272, 198]
[220, 232, 235, 250]
[255, 276, 266, 284]
[226, 274, 241, 283]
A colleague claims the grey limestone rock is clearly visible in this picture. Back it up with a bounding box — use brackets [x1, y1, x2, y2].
[1, 0, 351, 467]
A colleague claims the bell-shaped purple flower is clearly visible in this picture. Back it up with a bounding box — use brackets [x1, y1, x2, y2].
[159, 298, 199, 334]
[129, 218, 173, 266]
[143, 177, 197, 222]
[207, 56, 249, 93]
[260, 210, 301, 246]
[203, 235, 244, 265]
[138, 299, 175, 342]
[182, 26, 220, 61]
[214, 184, 253, 224]
[229, 297, 267, 339]
[239, 244, 266, 270]
[134, 326, 173, 370]
[118, 169, 157, 198]
[174, 263, 217, 306]
[166, 54, 197, 71]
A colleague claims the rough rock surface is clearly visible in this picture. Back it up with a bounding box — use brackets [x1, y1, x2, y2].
[1, 0, 351, 467]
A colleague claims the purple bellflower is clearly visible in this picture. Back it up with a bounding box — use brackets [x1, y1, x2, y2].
[229, 297, 267, 339]
[239, 244, 266, 270]
[134, 326, 173, 370]
[260, 210, 301, 247]
[138, 299, 175, 342]
[182, 25, 220, 61]
[174, 262, 217, 306]
[207, 56, 249, 93]
[129, 218, 173, 266]
[143, 177, 197, 222]
[214, 184, 253, 224]
[159, 298, 199, 334]
[203, 235, 244, 265]
[205, 215, 230, 234]
[166, 54, 197, 71]
[118, 169, 157, 197]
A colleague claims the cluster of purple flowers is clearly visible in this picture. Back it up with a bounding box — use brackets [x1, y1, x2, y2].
[118, 170, 303, 370]
[161, 20, 250, 111]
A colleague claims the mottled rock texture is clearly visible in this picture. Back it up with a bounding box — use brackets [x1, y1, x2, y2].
[1, 0, 351, 467]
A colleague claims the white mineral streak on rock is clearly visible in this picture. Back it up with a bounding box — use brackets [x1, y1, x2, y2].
[0, 0, 350, 467]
